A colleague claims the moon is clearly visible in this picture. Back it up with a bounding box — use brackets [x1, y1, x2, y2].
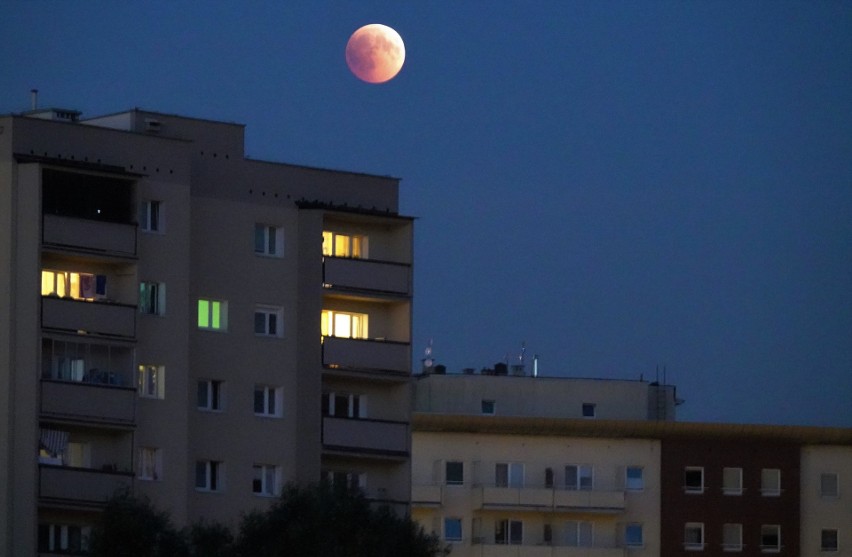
[345, 24, 405, 84]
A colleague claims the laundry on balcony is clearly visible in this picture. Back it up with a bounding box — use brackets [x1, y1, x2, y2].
[39, 428, 69, 459]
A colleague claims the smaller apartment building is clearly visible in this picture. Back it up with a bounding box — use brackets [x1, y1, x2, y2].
[800, 445, 852, 557]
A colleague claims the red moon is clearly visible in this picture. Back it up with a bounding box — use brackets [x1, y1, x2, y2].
[345, 24, 405, 84]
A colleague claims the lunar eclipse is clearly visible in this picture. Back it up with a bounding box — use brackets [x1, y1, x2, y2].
[345, 24, 405, 84]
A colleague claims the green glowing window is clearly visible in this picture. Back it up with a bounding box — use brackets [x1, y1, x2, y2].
[198, 299, 227, 331]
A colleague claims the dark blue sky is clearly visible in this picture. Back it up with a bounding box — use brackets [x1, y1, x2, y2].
[3, 1, 850, 427]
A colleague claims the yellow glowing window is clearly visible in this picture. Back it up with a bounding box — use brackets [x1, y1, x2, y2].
[322, 231, 367, 258]
[321, 310, 368, 339]
[41, 270, 104, 300]
[198, 299, 226, 331]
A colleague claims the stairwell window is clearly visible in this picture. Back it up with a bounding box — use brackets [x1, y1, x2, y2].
[255, 223, 283, 257]
[139, 281, 166, 315]
[322, 231, 368, 258]
[198, 299, 227, 331]
[321, 310, 368, 339]
[139, 200, 163, 233]
[138, 365, 164, 399]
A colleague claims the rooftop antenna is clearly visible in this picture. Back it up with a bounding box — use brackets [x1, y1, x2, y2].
[421, 338, 434, 372]
[30, 89, 38, 110]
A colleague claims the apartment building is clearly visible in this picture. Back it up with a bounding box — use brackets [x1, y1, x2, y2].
[799, 445, 852, 556]
[0, 107, 413, 555]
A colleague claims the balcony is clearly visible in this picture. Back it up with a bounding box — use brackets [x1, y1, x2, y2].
[41, 297, 136, 339]
[323, 257, 411, 296]
[40, 380, 136, 425]
[43, 214, 137, 257]
[38, 464, 133, 508]
[411, 484, 443, 507]
[322, 416, 409, 457]
[475, 486, 625, 514]
[472, 544, 625, 557]
[322, 336, 410, 374]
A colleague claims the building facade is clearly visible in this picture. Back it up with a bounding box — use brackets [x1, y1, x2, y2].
[0, 107, 413, 555]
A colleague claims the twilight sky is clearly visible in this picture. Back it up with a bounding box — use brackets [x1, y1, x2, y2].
[2, 1, 850, 427]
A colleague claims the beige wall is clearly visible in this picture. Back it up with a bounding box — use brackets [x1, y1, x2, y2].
[412, 431, 661, 556]
[800, 445, 852, 556]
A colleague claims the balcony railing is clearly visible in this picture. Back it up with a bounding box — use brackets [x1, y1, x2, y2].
[323, 257, 411, 296]
[41, 297, 136, 339]
[38, 464, 133, 507]
[322, 336, 410, 373]
[40, 379, 136, 425]
[473, 486, 625, 513]
[470, 544, 625, 556]
[322, 416, 409, 456]
[42, 214, 137, 257]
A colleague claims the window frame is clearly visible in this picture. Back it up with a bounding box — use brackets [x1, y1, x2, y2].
[624, 523, 644, 547]
[495, 519, 523, 545]
[197, 379, 223, 412]
[723, 467, 744, 495]
[495, 462, 524, 488]
[137, 364, 165, 399]
[481, 399, 496, 415]
[254, 305, 283, 338]
[564, 520, 594, 547]
[322, 230, 368, 258]
[198, 299, 228, 331]
[761, 469, 781, 497]
[626, 466, 644, 491]
[139, 199, 163, 233]
[443, 517, 463, 542]
[254, 223, 284, 257]
[445, 461, 464, 486]
[760, 524, 781, 553]
[252, 464, 281, 497]
[195, 460, 223, 492]
[684, 522, 705, 551]
[565, 464, 594, 491]
[139, 281, 166, 316]
[323, 392, 366, 418]
[684, 466, 705, 494]
[321, 309, 369, 339]
[137, 447, 162, 481]
[722, 523, 743, 552]
[821, 528, 839, 552]
[820, 472, 839, 498]
[254, 385, 283, 418]
[582, 403, 596, 418]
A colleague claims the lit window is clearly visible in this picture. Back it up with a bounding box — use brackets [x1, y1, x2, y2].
[761, 469, 781, 496]
[139, 281, 165, 315]
[41, 270, 106, 300]
[565, 464, 593, 490]
[38, 524, 91, 554]
[254, 306, 283, 337]
[445, 461, 464, 486]
[322, 392, 365, 418]
[138, 365, 164, 399]
[322, 230, 368, 258]
[565, 521, 593, 547]
[255, 223, 283, 256]
[321, 310, 368, 339]
[723, 467, 743, 495]
[495, 463, 524, 488]
[820, 473, 839, 498]
[582, 403, 596, 418]
[481, 399, 496, 415]
[254, 385, 283, 417]
[137, 447, 162, 481]
[626, 466, 644, 490]
[821, 529, 839, 552]
[252, 464, 281, 497]
[139, 200, 162, 232]
[625, 523, 644, 547]
[685, 467, 704, 493]
[495, 519, 523, 545]
[198, 299, 227, 331]
[684, 522, 704, 550]
[197, 380, 223, 411]
[760, 525, 780, 552]
[723, 523, 743, 552]
[444, 518, 463, 542]
[195, 460, 223, 492]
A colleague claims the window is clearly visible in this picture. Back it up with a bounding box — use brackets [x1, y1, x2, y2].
[198, 299, 227, 331]
[761, 469, 781, 496]
[38, 524, 90, 554]
[254, 305, 283, 337]
[565, 521, 593, 547]
[139, 281, 166, 315]
[445, 461, 464, 486]
[481, 399, 496, 415]
[195, 460, 223, 492]
[322, 392, 366, 418]
[255, 223, 283, 256]
[723, 467, 743, 495]
[197, 380, 223, 411]
[321, 310, 369, 339]
[252, 464, 281, 497]
[625, 523, 644, 547]
[821, 529, 839, 552]
[626, 466, 644, 490]
[582, 403, 596, 418]
[760, 525, 780, 552]
[138, 447, 162, 481]
[322, 231, 368, 258]
[495, 463, 524, 488]
[65, 442, 90, 468]
[820, 473, 839, 497]
[325, 470, 366, 490]
[138, 364, 164, 399]
[565, 464, 594, 490]
[723, 523, 743, 552]
[543, 524, 553, 545]
[495, 519, 523, 545]
[684, 522, 704, 550]
[254, 385, 283, 417]
[41, 270, 106, 300]
[139, 200, 162, 232]
[545, 467, 554, 488]
[685, 467, 704, 493]
[444, 518, 462, 542]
